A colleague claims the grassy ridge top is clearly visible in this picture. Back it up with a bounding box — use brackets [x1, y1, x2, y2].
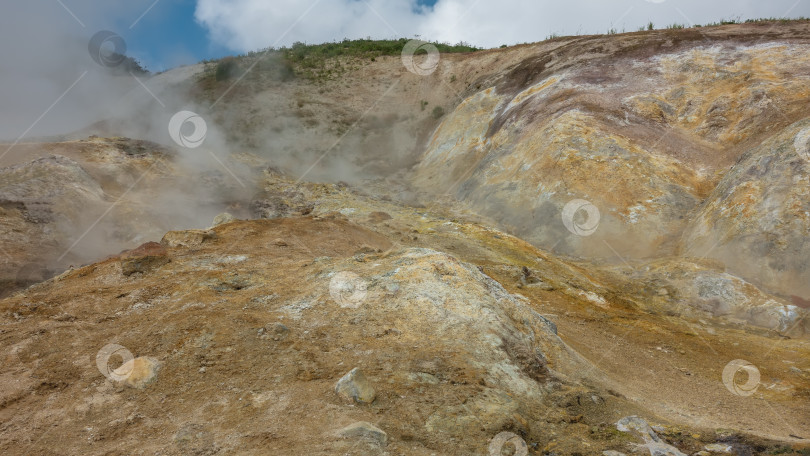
[200, 38, 478, 85]
[282, 38, 479, 62]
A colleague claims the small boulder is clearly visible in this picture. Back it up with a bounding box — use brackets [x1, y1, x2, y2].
[259, 322, 289, 341]
[120, 242, 169, 276]
[113, 356, 160, 389]
[603, 451, 627, 456]
[338, 421, 387, 446]
[212, 212, 235, 227]
[335, 368, 376, 404]
[616, 416, 687, 456]
[617, 416, 659, 442]
[704, 443, 733, 453]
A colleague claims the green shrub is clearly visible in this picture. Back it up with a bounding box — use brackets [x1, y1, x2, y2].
[215, 58, 240, 81]
[432, 106, 445, 119]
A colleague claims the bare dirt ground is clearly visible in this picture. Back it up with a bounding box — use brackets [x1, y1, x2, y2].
[1, 174, 808, 455]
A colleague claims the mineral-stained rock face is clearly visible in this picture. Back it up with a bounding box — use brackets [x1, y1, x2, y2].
[413, 38, 810, 264]
[0, 137, 250, 296]
[0, 154, 107, 294]
[682, 120, 810, 300]
[412, 32, 810, 324]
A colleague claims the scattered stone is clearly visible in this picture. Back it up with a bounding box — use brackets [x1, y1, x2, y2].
[212, 212, 235, 227]
[408, 372, 440, 384]
[113, 357, 160, 389]
[161, 229, 216, 248]
[603, 451, 627, 456]
[616, 416, 686, 456]
[250, 190, 313, 219]
[335, 368, 376, 404]
[617, 416, 658, 441]
[260, 322, 289, 341]
[271, 238, 288, 247]
[51, 313, 76, 322]
[120, 242, 169, 276]
[704, 443, 733, 453]
[338, 421, 387, 446]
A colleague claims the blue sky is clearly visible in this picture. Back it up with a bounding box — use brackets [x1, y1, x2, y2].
[46, 0, 810, 72]
[123, 0, 440, 71]
[119, 0, 227, 72]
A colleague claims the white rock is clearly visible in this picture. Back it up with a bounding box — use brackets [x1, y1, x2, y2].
[705, 443, 733, 453]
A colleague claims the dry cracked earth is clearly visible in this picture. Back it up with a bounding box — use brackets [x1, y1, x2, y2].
[2, 21, 810, 456]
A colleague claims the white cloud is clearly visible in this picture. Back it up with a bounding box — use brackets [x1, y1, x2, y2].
[195, 0, 810, 52]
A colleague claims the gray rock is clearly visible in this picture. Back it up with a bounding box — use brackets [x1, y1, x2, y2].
[616, 416, 687, 456]
[704, 443, 733, 453]
[643, 441, 688, 456]
[338, 421, 387, 446]
[335, 368, 376, 404]
[602, 451, 627, 456]
[212, 212, 235, 227]
[616, 416, 660, 443]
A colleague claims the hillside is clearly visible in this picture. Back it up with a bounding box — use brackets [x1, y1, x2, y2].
[1, 21, 810, 455]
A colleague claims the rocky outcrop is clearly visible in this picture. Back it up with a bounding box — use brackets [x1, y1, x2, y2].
[119, 241, 169, 276]
[682, 120, 810, 301]
[412, 34, 810, 331]
[414, 39, 810, 262]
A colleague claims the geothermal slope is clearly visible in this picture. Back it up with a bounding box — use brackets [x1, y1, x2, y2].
[2, 21, 810, 455]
